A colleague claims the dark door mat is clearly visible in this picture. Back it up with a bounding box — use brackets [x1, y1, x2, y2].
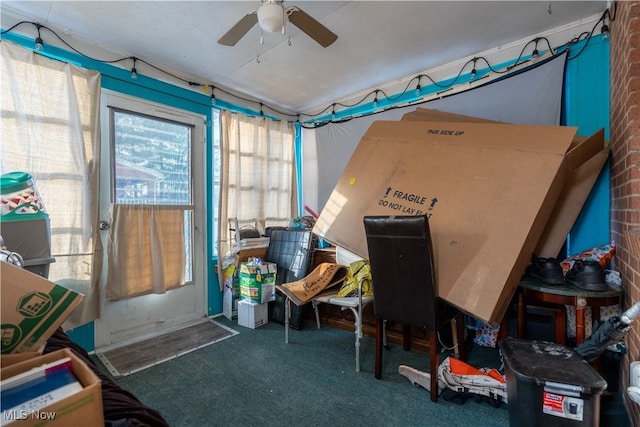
[96, 319, 238, 377]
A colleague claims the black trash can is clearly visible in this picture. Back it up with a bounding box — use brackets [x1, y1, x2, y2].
[499, 339, 607, 427]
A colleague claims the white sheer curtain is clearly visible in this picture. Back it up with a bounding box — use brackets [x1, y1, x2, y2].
[217, 110, 296, 286]
[0, 41, 101, 327]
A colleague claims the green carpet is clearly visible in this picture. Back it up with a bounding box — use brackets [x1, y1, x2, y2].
[91, 316, 629, 427]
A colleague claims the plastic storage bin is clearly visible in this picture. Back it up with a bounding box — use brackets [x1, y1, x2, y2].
[0, 209, 52, 260]
[499, 339, 607, 427]
[1, 171, 46, 215]
[1, 171, 54, 278]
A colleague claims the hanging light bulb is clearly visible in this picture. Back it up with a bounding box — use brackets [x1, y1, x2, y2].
[414, 76, 422, 97]
[34, 24, 43, 51]
[470, 58, 478, 80]
[373, 90, 379, 109]
[130, 57, 138, 79]
[211, 91, 216, 106]
[331, 105, 336, 121]
[34, 36, 43, 52]
[531, 37, 541, 60]
[601, 23, 610, 39]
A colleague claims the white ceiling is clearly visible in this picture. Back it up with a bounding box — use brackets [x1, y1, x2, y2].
[1, 1, 607, 116]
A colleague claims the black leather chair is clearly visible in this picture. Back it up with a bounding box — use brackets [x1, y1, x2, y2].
[363, 215, 467, 402]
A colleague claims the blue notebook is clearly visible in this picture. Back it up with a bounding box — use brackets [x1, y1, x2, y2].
[0, 366, 81, 412]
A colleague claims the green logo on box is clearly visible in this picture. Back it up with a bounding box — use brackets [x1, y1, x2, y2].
[18, 291, 52, 317]
[1, 324, 22, 352]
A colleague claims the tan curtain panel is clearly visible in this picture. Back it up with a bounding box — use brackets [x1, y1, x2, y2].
[217, 111, 296, 288]
[106, 205, 186, 299]
[0, 40, 101, 327]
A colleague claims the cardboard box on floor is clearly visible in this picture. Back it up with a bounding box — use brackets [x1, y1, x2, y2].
[237, 300, 269, 329]
[1, 348, 104, 427]
[313, 114, 606, 325]
[1, 262, 84, 354]
[222, 247, 269, 319]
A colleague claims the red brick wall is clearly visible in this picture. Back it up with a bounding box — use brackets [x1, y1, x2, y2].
[610, 0, 640, 422]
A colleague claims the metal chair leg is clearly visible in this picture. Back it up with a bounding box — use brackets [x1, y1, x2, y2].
[343, 306, 362, 372]
[313, 300, 321, 329]
[285, 297, 290, 344]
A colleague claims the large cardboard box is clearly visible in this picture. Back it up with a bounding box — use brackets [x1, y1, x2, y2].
[534, 131, 609, 257]
[313, 119, 605, 325]
[1, 262, 84, 354]
[402, 109, 610, 258]
[0, 348, 103, 426]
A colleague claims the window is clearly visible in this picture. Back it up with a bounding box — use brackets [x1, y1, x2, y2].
[217, 110, 296, 262]
[110, 108, 195, 284]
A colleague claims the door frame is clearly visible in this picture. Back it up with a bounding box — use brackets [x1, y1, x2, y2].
[94, 89, 208, 349]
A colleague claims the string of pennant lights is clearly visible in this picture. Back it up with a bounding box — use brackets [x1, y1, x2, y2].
[0, 4, 615, 128]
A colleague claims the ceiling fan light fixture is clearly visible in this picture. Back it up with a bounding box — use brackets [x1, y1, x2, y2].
[258, 2, 284, 33]
[217, 0, 337, 47]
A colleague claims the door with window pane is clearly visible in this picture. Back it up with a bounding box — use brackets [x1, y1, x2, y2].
[94, 91, 206, 348]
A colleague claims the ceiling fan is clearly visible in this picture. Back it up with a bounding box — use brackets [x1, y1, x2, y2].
[217, 0, 338, 48]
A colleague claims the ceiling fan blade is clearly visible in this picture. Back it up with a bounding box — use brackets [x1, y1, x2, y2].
[217, 11, 259, 46]
[287, 7, 338, 48]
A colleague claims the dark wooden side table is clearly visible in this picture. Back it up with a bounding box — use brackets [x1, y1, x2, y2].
[518, 277, 624, 345]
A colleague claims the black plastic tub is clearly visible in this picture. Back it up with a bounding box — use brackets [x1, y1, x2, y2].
[499, 339, 607, 427]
